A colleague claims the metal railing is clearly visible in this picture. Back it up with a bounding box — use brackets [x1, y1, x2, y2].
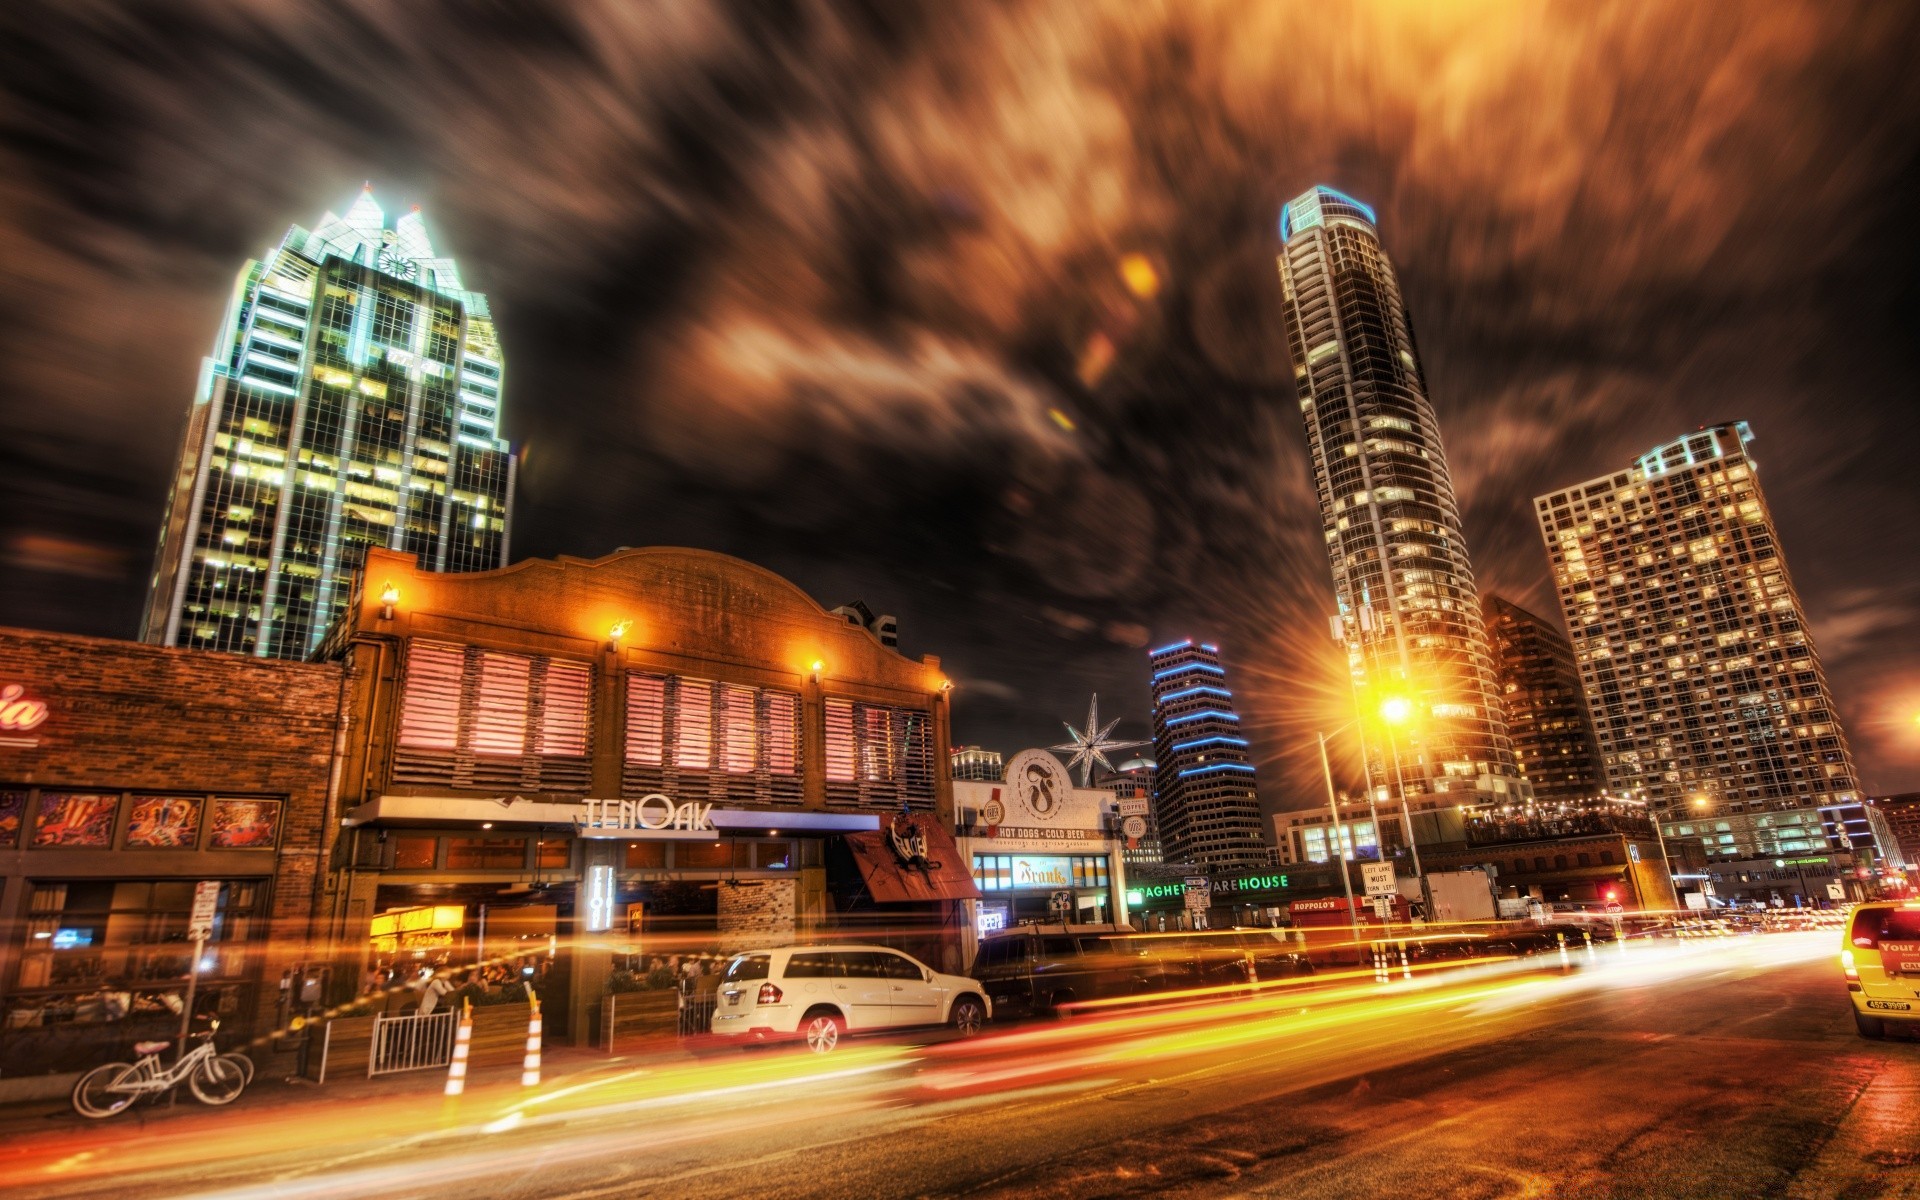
[369, 1009, 458, 1077]
[677, 983, 716, 1038]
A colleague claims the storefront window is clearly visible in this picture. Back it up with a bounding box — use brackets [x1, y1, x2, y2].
[823, 699, 934, 809]
[8, 880, 266, 1030]
[677, 841, 731, 869]
[624, 841, 666, 869]
[624, 674, 802, 804]
[446, 838, 527, 870]
[392, 836, 437, 870]
[393, 640, 592, 791]
[536, 838, 571, 869]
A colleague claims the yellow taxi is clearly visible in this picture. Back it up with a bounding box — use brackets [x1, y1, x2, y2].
[1843, 900, 1920, 1038]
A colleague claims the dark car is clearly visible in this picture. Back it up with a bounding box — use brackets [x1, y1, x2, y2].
[969, 924, 1166, 1017]
[1148, 928, 1317, 989]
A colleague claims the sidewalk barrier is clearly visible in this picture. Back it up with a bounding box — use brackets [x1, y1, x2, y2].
[1398, 941, 1411, 981]
[444, 1001, 473, 1098]
[1557, 932, 1570, 969]
[369, 1008, 458, 1077]
[521, 998, 542, 1088]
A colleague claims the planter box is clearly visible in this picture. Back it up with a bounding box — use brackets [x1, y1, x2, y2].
[602, 990, 680, 1053]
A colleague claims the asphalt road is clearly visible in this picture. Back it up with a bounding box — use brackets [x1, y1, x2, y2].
[4, 932, 1917, 1200]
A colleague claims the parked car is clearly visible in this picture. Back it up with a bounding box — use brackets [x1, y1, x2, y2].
[710, 944, 990, 1053]
[1843, 900, 1920, 1039]
[970, 924, 1166, 1017]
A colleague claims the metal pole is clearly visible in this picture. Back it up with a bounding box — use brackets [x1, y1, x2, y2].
[1386, 726, 1424, 877]
[178, 934, 204, 1064]
[1320, 731, 1361, 946]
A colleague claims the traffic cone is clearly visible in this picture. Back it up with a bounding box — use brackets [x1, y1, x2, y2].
[444, 999, 473, 1097]
[521, 997, 542, 1087]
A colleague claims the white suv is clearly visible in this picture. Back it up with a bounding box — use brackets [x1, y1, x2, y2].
[711, 944, 990, 1052]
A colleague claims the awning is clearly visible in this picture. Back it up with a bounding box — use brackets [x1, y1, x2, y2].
[845, 824, 982, 903]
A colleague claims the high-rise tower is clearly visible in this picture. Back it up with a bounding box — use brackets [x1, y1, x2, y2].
[1147, 640, 1269, 869]
[143, 186, 514, 659]
[1483, 594, 1607, 803]
[1276, 186, 1524, 804]
[1536, 422, 1865, 860]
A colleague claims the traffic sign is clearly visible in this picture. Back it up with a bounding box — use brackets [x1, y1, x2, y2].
[1362, 862, 1396, 897]
[188, 880, 220, 941]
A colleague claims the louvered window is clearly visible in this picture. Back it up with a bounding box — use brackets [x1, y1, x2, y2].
[394, 640, 593, 791]
[823, 698, 934, 811]
[624, 673, 801, 805]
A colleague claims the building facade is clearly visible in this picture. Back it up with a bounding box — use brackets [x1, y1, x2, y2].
[1876, 793, 1920, 870]
[949, 746, 1005, 783]
[0, 629, 343, 1079]
[1275, 186, 1524, 804]
[1483, 594, 1607, 803]
[1535, 423, 1866, 861]
[1102, 756, 1164, 867]
[953, 749, 1129, 963]
[144, 185, 515, 661]
[323, 545, 967, 1042]
[1147, 640, 1269, 869]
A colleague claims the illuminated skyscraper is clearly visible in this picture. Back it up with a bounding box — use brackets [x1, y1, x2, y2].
[1536, 422, 1865, 861]
[143, 186, 514, 659]
[1483, 594, 1606, 803]
[1276, 186, 1524, 804]
[1147, 640, 1269, 869]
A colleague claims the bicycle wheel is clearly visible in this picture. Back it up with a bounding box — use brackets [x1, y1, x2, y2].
[188, 1053, 246, 1105]
[218, 1052, 255, 1086]
[72, 1062, 138, 1119]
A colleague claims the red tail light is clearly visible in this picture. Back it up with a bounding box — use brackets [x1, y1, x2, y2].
[757, 983, 783, 1005]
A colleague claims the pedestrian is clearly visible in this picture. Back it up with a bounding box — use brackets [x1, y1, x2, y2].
[418, 970, 457, 1015]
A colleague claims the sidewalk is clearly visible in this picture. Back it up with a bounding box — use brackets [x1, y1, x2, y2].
[0, 1035, 710, 1133]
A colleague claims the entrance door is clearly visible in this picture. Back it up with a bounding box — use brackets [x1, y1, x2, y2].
[875, 950, 941, 1025]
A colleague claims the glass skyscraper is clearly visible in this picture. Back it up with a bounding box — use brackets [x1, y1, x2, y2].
[143, 186, 514, 659]
[1536, 422, 1865, 860]
[1147, 640, 1269, 869]
[1276, 186, 1524, 804]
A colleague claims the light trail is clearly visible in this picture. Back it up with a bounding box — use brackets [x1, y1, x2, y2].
[0, 932, 1841, 1200]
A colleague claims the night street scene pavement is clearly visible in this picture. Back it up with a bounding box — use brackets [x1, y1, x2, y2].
[3, 3, 1920, 1199]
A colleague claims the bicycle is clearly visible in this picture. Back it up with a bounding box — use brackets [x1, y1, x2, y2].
[71, 1019, 249, 1118]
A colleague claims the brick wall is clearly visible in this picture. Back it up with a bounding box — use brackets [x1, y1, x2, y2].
[0, 626, 345, 941]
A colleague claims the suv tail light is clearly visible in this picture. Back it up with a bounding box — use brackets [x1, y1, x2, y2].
[757, 983, 783, 1005]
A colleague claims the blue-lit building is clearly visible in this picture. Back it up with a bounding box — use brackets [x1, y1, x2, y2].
[1147, 640, 1269, 869]
[142, 185, 515, 660]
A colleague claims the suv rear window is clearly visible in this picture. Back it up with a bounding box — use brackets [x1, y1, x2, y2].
[723, 954, 770, 983]
[1040, 937, 1079, 958]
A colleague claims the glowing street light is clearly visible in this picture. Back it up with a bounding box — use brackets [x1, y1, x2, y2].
[1379, 696, 1413, 726]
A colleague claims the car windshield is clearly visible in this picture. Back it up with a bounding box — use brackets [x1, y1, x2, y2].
[722, 954, 770, 983]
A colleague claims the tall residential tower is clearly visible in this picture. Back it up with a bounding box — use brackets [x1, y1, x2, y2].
[1535, 422, 1864, 860]
[143, 186, 514, 659]
[1147, 640, 1268, 869]
[1483, 594, 1607, 803]
[1275, 186, 1524, 805]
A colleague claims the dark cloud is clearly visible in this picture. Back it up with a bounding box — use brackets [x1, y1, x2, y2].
[2, 0, 1917, 804]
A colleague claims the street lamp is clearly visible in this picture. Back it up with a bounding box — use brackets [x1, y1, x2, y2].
[1377, 696, 1423, 879]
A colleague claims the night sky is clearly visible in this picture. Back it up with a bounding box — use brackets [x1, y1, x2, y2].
[3, 2, 1917, 808]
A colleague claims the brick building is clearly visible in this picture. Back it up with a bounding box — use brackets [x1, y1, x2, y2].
[0, 629, 343, 1077]
[321, 545, 971, 1043]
